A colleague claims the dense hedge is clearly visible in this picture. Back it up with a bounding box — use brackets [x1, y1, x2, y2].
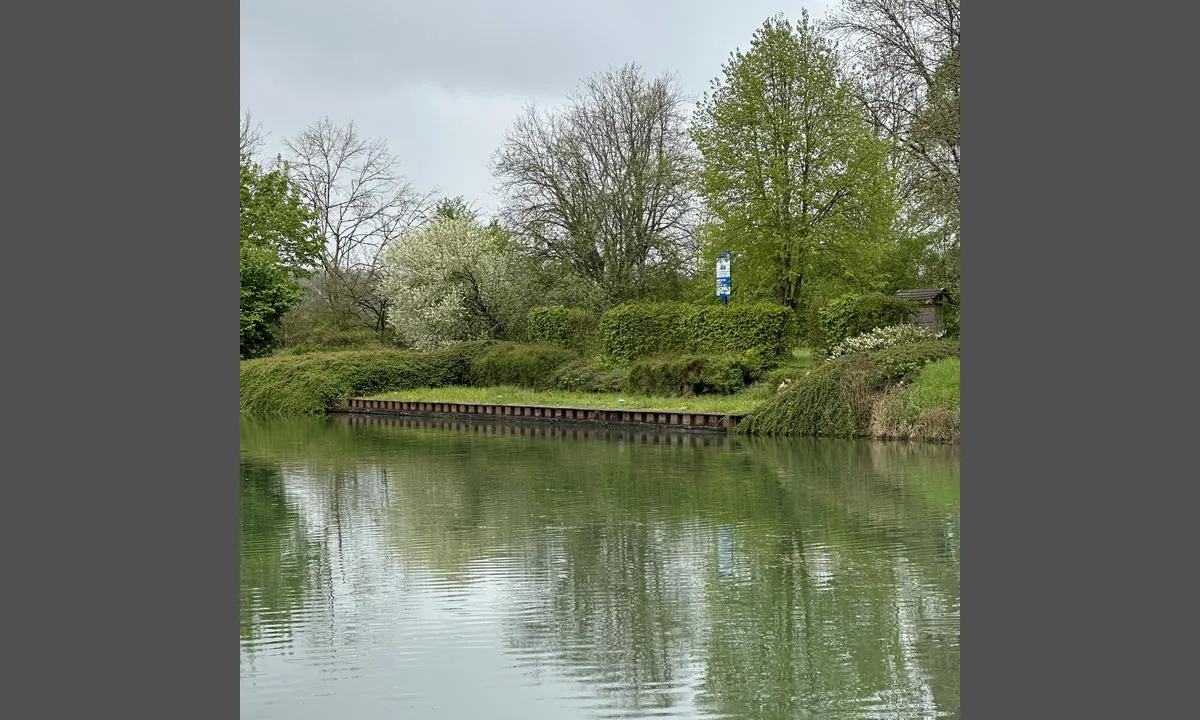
[524, 306, 598, 352]
[737, 339, 960, 437]
[240, 342, 492, 415]
[625, 354, 763, 396]
[599, 302, 793, 362]
[816, 293, 917, 354]
[550, 359, 628, 393]
[467, 342, 581, 390]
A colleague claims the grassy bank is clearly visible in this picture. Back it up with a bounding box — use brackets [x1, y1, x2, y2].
[368, 384, 770, 414]
[737, 339, 960, 441]
[241, 337, 958, 442]
[870, 357, 960, 442]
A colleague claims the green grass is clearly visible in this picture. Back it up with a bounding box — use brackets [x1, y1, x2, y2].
[367, 383, 773, 414]
[789, 346, 817, 368]
[871, 357, 960, 442]
[738, 339, 960, 437]
[902, 357, 960, 407]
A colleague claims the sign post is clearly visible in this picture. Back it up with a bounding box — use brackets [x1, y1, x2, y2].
[716, 251, 731, 307]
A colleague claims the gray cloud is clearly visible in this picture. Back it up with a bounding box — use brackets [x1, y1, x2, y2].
[242, 0, 834, 215]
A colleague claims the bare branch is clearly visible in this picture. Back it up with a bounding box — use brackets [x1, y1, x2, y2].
[492, 63, 700, 304]
[826, 0, 960, 237]
[239, 110, 266, 160]
[281, 117, 435, 333]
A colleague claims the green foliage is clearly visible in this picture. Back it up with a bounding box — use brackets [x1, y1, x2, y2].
[240, 242, 301, 360]
[599, 302, 793, 362]
[691, 12, 900, 311]
[943, 300, 961, 338]
[240, 155, 324, 276]
[764, 366, 817, 396]
[550, 359, 629, 394]
[467, 342, 581, 390]
[523, 306, 598, 352]
[872, 357, 960, 442]
[626, 355, 762, 396]
[240, 343, 492, 415]
[272, 327, 392, 355]
[239, 153, 323, 359]
[816, 293, 917, 353]
[738, 339, 959, 437]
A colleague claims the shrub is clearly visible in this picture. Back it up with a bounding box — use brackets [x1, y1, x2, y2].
[943, 301, 961, 338]
[468, 342, 580, 389]
[765, 366, 816, 396]
[625, 354, 761, 396]
[524, 306, 598, 352]
[550, 359, 628, 393]
[826, 323, 944, 360]
[276, 327, 392, 355]
[816, 292, 917, 354]
[240, 342, 492, 416]
[738, 339, 959, 437]
[600, 302, 793, 362]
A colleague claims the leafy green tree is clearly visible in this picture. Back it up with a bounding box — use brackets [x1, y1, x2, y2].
[240, 156, 323, 275]
[691, 13, 900, 312]
[240, 241, 301, 359]
[239, 153, 322, 358]
[431, 195, 481, 223]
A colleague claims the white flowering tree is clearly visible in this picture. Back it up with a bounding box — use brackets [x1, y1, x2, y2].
[380, 218, 524, 350]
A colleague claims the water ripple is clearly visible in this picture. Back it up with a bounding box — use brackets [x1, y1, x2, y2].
[241, 418, 959, 719]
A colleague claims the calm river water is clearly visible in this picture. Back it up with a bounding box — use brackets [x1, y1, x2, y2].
[240, 414, 960, 719]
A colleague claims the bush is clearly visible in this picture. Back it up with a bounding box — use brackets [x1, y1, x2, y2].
[550, 359, 628, 393]
[468, 342, 580, 389]
[625, 354, 762, 396]
[276, 327, 393, 355]
[240, 342, 492, 415]
[943, 301, 961, 338]
[816, 292, 917, 354]
[524, 306, 598, 352]
[870, 357, 960, 442]
[826, 323, 943, 360]
[738, 339, 960, 437]
[600, 302, 793, 362]
[764, 366, 816, 396]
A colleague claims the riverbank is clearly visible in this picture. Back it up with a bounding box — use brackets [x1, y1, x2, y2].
[240, 339, 959, 442]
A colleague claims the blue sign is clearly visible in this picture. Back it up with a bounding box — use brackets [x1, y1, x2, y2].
[716, 252, 731, 298]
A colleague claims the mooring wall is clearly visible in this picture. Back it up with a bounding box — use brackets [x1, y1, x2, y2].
[327, 398, 743, 432]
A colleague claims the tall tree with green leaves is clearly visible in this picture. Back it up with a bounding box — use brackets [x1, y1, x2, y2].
[239, 152, 323, 358]
[691, 13, 900, 312]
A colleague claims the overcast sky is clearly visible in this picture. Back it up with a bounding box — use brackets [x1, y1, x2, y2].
[241, 0, 835, 218]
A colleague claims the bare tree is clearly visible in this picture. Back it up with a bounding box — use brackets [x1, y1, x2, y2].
[240, 110, 266, 160]
[282, 118, 434, 333]
[492, 63, 699, 305]
[826, 0, 960, 240]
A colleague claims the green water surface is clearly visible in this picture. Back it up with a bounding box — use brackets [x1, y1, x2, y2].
[241, 414, 960, 719]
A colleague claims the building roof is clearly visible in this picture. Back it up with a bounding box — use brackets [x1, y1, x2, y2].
[895, 288, 950, 304]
